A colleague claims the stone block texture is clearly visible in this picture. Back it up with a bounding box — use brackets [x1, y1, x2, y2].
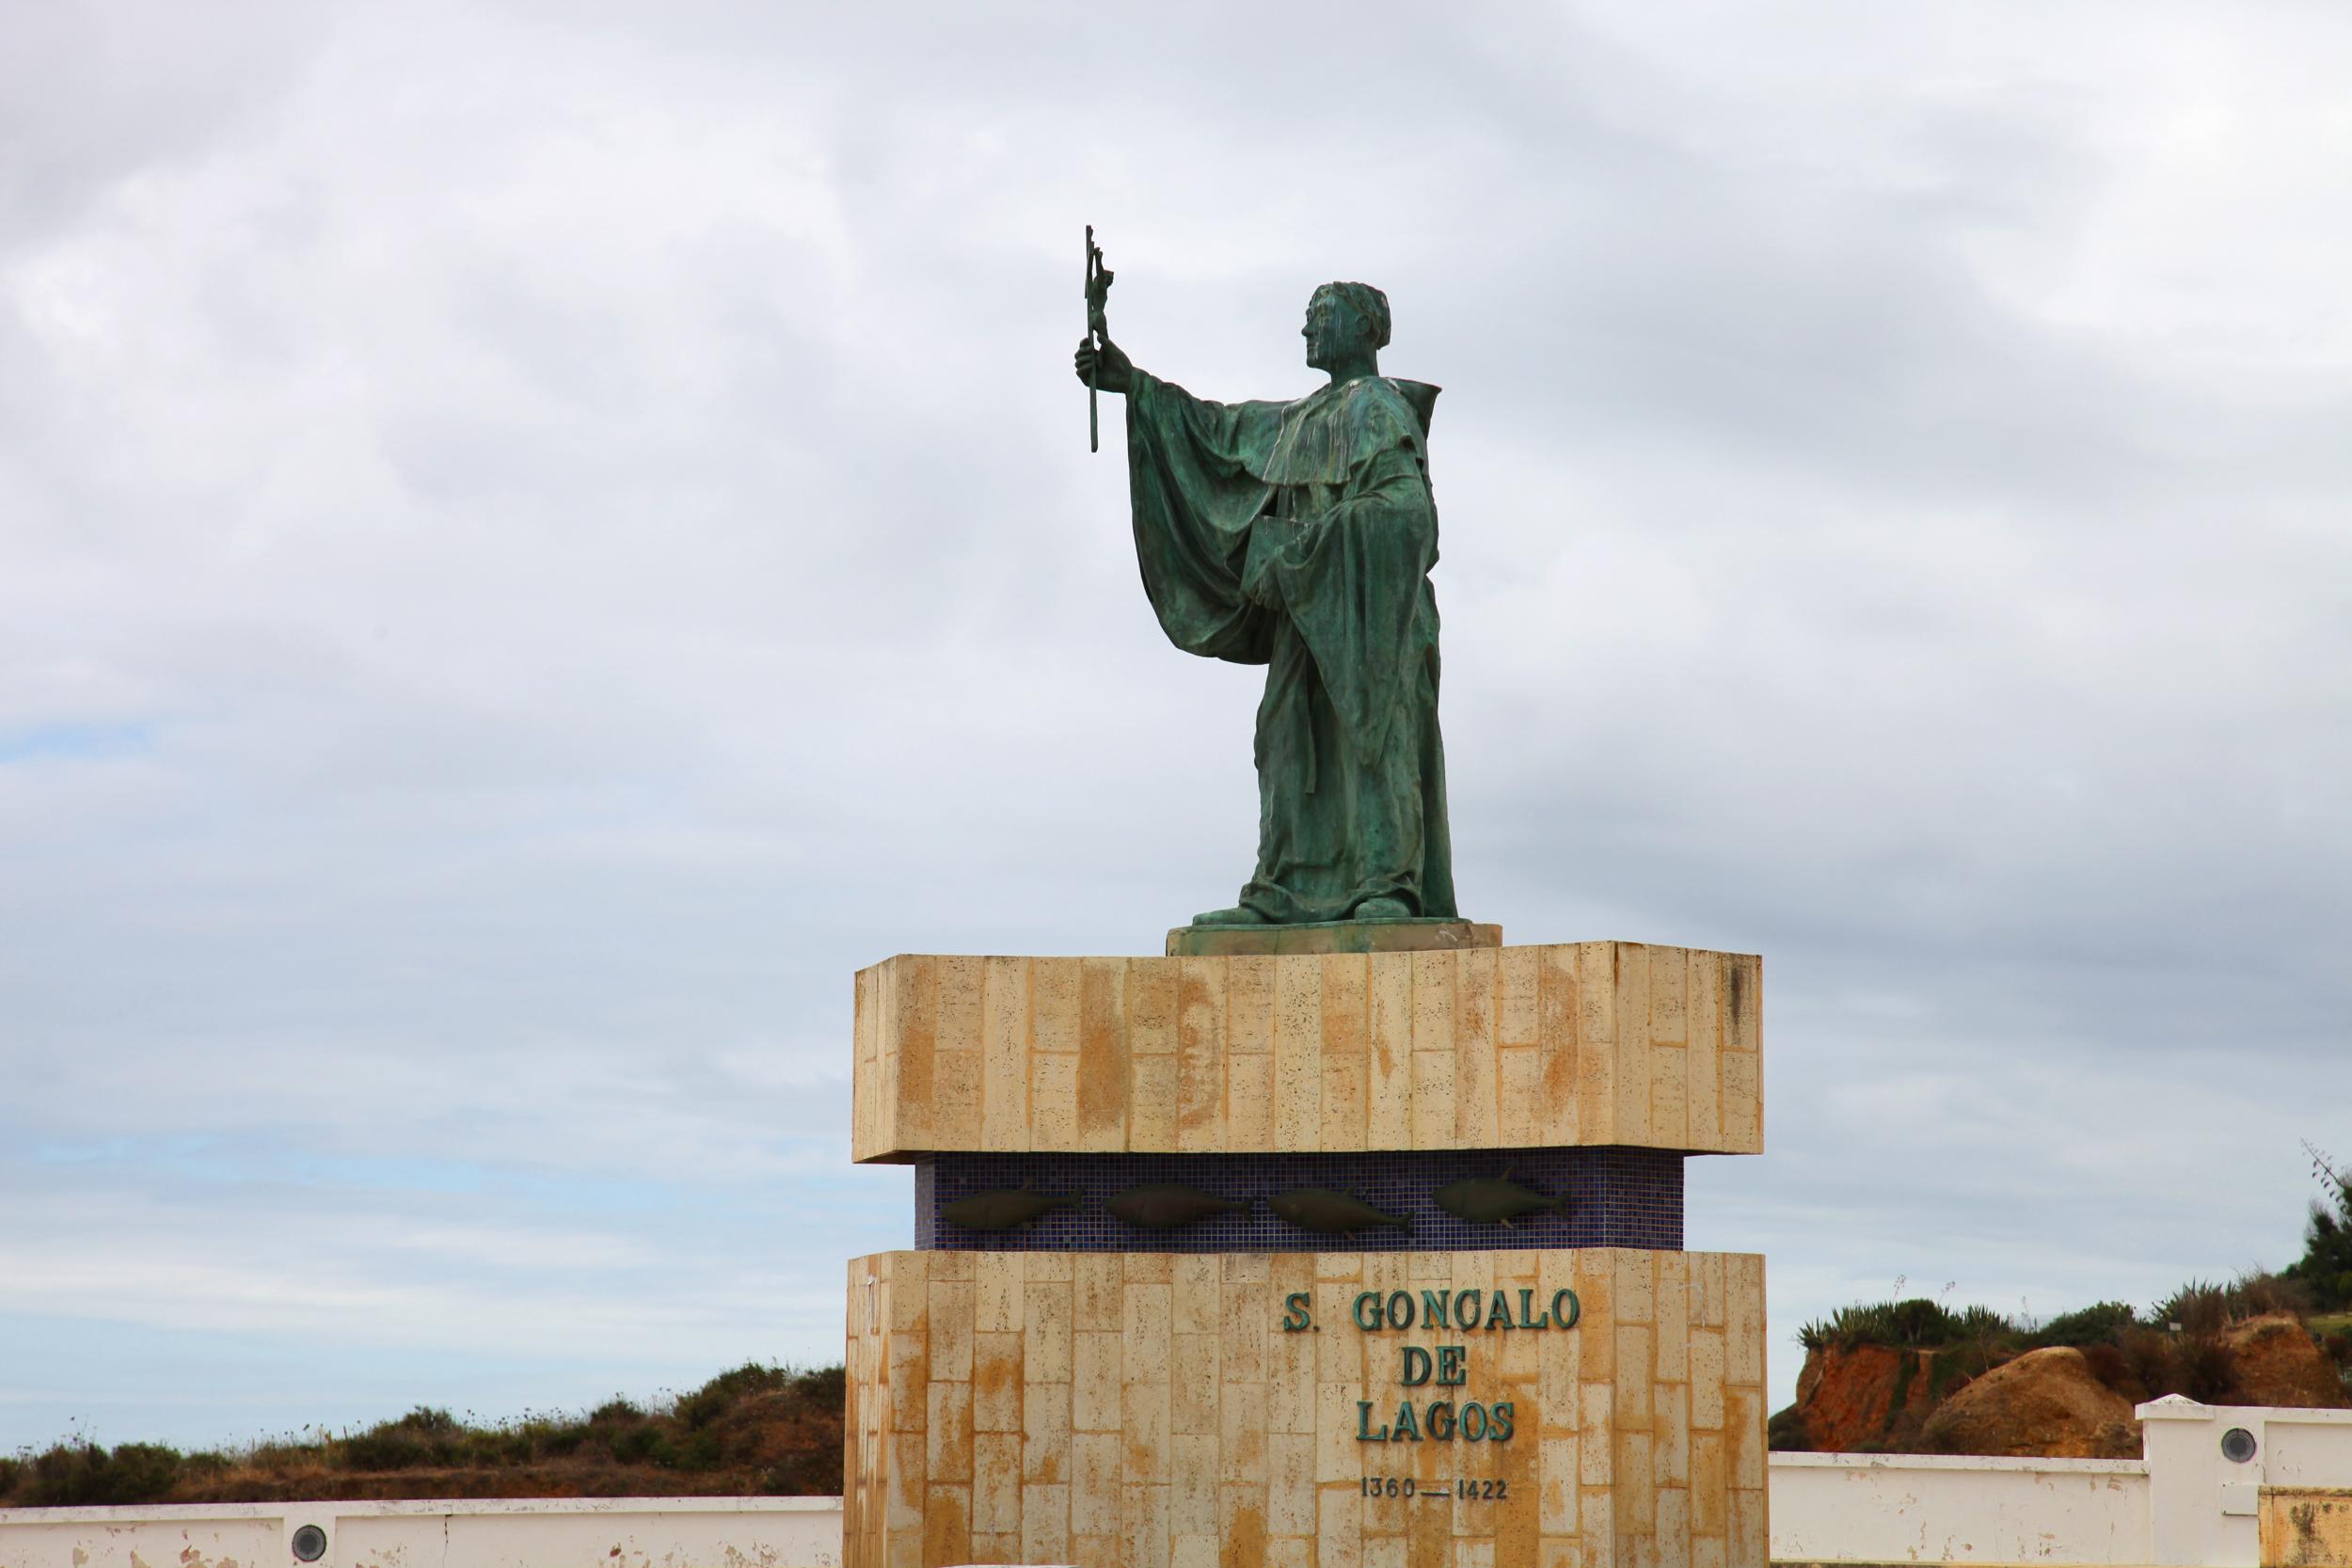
[2265, 1489, 2352, 1567]
[843, 1247, 1769, 1568]
[851, 943, 1762, 1164]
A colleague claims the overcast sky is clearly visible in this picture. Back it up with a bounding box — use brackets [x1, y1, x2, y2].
[4, 0, 2349, 1450]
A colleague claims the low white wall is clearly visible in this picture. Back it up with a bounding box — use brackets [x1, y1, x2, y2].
[0, 1495, 843, 1568]
[1768, 1451, 2152, 1564]
[7, 1403, 2352, 1567]
[1766, 1399, 2352, 1566]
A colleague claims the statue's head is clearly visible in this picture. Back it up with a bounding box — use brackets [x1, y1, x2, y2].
[1303, 281, 1391, 372]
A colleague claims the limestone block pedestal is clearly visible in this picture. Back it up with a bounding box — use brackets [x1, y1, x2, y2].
[845, 941, 1767, 1568]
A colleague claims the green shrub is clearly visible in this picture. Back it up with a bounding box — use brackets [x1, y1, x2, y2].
[2032, 1301, 2139, 1348]
[335, 1404, 481, 1472]
[1952, 1305, 2015, 1339]
[610, 1424, 664, 1465]
[1797, 1298, 2020, 1353]
[791, 1365, 847, 1406]
[675, 1363, 789, 1431]
[2153, 1272, 2308, 1335]
[2115, 1323, 2241, 1402]
[2081, 1340, 2137, 1395]
[338, 1427, 432, 1471]
[16, 1441, 185, 1506]
[2233, 1271, 2312, 1318]
[2118, 1326, 2175, 1395]
[1766, 1403, 1810, 1452]
[763, 1445, 845, 1494]
[2287, 1145, 2352, 1309]
[675, 1430, 723, 1472]
[114, 1444, 184, 1501]
[2178, 1335, 2240, 1402]
[1928, 1338, 2006, 1402]
[445, 1431, 501, 1468]
[2153, 1280, 2230, 1336]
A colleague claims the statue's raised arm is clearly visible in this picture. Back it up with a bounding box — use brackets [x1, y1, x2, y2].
[1071, 332, 1133, 396]
[1086, 280, 1456, 939]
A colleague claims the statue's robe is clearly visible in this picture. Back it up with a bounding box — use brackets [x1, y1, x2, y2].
[1125, 370, 1455, 923]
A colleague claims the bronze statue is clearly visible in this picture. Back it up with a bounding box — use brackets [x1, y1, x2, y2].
[1433, 1177, 1567, 1227]
[1105, 1183, 1248, 1230]
[939, 1189, 1075, 1232]
[1265, 1187, 1409, 1234]
[1075, 274, 1456, 928]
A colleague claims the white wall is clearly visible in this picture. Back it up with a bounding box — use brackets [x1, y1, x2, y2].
[0, 1495, 843, 1568]
[1768, 1400, 2352, 1566]
[2137, 1397, 2352, 1568]
[1769, 1451, 2152, 1565]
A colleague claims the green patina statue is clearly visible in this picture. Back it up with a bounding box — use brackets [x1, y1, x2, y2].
[1073, 278, 1456, 927]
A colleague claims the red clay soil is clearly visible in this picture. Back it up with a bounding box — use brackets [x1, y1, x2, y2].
[2224, 1314, 2352, 1409]
[1918, 1346, 2139, 1460]
[1786, 1344, 1947, 1451]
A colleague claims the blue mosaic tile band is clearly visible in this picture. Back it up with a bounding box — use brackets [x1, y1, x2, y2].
[913, 1148, 1682, 1253]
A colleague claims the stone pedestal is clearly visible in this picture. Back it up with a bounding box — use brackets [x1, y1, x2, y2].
[845, 941, 1767, 1568]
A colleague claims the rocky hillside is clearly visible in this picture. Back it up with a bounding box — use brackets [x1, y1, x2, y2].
[1773, 1284, 2352, 1458]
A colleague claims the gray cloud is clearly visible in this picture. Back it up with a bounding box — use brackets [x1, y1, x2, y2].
[2, 0, 2348, 1445]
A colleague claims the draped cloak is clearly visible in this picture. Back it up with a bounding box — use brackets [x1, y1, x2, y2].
[1125, 369, 1456, 923]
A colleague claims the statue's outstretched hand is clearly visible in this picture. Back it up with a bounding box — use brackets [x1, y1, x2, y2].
[1073, 335, 1134, 395]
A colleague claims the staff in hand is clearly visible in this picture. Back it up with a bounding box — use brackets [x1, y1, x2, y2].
[1081, 227, 1122, 449]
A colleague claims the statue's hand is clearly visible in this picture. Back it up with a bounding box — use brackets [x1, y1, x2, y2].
[1073, 335, 1134, 395]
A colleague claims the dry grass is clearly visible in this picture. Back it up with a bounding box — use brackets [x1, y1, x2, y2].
[1, 1363, 844, 1509]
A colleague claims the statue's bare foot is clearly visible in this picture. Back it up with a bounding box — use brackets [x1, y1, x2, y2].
[1192, 905, 1269, 927]
[1353, 896, 1412, 922]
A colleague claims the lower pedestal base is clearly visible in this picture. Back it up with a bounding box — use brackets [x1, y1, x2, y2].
[844, 1247, 1767, 1568]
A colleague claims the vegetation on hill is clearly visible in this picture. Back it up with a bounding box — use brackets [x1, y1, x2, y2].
[1792, 1271, 2332, 1418]
[0, 1362, 844, 1509]
[1780, 1144, 2352, 1457]
[1778, 1265, 2352, 1456]
[2285, 1143, 2352, 1312]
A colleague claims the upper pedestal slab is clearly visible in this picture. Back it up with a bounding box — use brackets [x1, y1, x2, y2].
[851, 942, 1760, 1164]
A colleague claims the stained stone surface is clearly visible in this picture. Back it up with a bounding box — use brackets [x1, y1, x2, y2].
[842, 1246, 1770, 1568]
[850, 942, 1762, 1164]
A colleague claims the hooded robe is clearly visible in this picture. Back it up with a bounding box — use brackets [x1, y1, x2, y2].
[1125, 369, 1455, 923]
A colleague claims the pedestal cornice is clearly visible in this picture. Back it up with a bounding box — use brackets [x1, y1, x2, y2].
[850, 942, 1760, 1164]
